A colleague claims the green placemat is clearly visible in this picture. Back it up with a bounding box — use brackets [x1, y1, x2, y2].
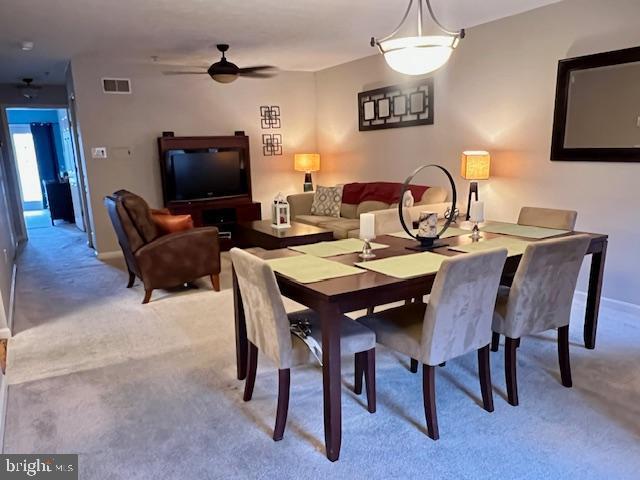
[266, 255, 366, 283]
[387, 226, 469, 240]
[482, 222, 569, 239]
[355, 251, 447, 279]
[448, 237, 531, 257]
[289, 238, 388, 257]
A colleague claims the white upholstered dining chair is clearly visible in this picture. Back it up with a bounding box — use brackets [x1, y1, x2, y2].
[357, 248, 508, 440]
[496, 205, 579, 303]
[517, 206, 577, 230]
[230, 248, 377, 442]
[491, 235, 591, 406]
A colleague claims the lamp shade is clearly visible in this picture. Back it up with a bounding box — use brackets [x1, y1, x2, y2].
[460, 151, 490, 180]
[294, 153, 320, 172]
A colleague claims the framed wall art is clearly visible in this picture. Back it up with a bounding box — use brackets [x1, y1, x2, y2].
[358, 78, 434, 131]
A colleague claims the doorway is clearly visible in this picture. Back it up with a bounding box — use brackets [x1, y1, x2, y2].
[6, 108, 85, 232]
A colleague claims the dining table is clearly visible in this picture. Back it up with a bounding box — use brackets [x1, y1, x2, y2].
[232, 227, 608, 461]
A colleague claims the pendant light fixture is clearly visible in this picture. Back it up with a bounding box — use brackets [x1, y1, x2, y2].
[371, 0, 465, 75]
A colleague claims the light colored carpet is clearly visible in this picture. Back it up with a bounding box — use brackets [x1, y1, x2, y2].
[4, 226, 640, 479]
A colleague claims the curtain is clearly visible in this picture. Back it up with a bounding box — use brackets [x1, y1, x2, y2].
[30, 122, 60, 208]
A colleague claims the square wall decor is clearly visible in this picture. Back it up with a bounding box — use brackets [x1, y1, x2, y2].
[260, 106, 281, 129]
[262, 133, 282, 156]
[358, 78, 434, 131]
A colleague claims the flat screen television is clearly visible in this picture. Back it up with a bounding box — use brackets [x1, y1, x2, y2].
[164, 148, 249, 202]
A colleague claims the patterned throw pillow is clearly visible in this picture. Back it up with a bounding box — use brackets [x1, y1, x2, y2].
[311, 185, 343, 217]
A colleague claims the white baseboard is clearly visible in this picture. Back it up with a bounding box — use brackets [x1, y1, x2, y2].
[574, 290, 640, 316]
[7, 262, 16, 333]
[96, 250, 123, 261]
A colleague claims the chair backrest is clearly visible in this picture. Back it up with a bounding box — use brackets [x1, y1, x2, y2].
[104, 195, 142, 276]
[501, 235, 591, 338]
[230, 248, 293, 369]
[518, 207, 577, 230]
[420, 248, 508, 365]
[104, 190, 159, 252]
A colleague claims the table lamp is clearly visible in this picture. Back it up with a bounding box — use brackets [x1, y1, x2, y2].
[460, 151, 490, 220]
[294, 153, 320, 192]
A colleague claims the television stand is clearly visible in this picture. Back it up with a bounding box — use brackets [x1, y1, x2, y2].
[167, 197, 261, 251]
[158, 134, 262, 250]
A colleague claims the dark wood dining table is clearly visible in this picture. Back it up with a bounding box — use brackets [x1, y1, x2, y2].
[232, 229, 608, 461]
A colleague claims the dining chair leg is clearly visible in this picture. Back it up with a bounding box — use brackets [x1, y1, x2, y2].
[504, 337, 519, 406]
[354, 351, 364, 395]
[364, 348, 376, 413]
[126, 270, 135, 288]
[273, 368, 291, 441]
[210, 274, 221, 292]
[491, 332, 500, 352]
[422, 364, 439, 440]
[366, 306, 374, 315]
[478, 344, 494, 412]
[243, 342, 258, 402]
[410, 358, 418, 373]
[558, 325, 572, 388]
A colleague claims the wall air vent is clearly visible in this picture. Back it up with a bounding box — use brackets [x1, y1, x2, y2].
[102, 78, 131, 94]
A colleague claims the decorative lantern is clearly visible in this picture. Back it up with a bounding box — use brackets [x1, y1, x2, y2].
[271, 193, 291, 229]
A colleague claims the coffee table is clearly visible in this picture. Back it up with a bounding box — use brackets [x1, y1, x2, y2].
[236, 220, 333, 250]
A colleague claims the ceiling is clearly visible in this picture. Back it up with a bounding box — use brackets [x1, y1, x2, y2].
[0, 0, 561, 84]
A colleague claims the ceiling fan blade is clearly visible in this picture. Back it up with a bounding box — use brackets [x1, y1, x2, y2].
[159, 64, 209, 69]
[162, 71, 209, 75]
[237, 65, 276, 73]
[239, 72, 277, 79]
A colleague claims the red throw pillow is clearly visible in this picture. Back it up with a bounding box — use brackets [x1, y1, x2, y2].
[151, 212, 194, 235]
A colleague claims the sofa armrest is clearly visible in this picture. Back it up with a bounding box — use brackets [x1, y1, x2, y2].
[287, 192, 315, 219]
[369, 207, 412, 236]
[135, 227, 220, 289]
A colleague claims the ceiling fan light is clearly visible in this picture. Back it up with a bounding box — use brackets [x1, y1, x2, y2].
[380, 35, 456, 75]
[211, 73, 238, 83]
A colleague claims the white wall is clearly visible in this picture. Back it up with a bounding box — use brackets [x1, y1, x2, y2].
[0, 147, 16, 334]
[70, 58, 317, 253]
[315, 0, 640, 306]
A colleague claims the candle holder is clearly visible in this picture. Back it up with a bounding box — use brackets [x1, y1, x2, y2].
[470, 222, 482, 241]
[359, 239, 376, 260]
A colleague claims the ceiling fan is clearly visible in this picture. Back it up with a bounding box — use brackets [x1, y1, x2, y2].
[17, 78, 42, 100]
[162, 44, 277, 83]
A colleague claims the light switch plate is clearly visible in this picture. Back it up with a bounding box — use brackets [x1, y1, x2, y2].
[91, 147, 107, 159]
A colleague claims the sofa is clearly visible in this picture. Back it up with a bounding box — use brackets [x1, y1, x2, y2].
[287, 182, 451, 239]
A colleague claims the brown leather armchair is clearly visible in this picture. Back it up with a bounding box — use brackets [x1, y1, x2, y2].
[104, 190, 221, 303]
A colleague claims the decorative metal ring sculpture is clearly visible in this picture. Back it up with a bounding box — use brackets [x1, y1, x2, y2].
[398, 164, 457, 249]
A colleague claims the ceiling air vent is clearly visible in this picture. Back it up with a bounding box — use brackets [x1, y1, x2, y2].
[102, 78, 131, 94]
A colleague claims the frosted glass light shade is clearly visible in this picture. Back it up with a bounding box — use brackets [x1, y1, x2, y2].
[211, 74, 237, 83]
[380, 35, 458, 75]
